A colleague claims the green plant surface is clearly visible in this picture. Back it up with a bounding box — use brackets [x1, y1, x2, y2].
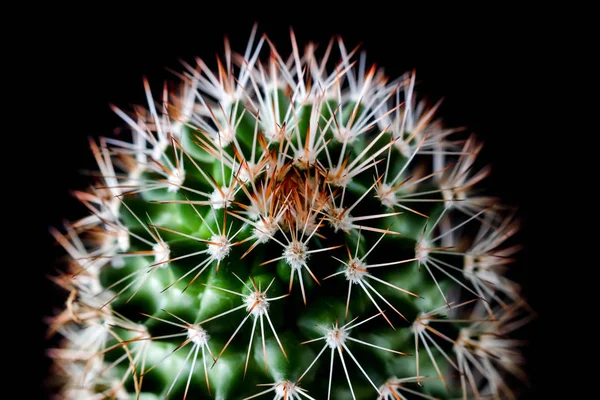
[48, 28, 531, 400]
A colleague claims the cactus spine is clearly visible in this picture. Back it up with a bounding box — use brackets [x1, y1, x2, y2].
[49, 27, 531, 399]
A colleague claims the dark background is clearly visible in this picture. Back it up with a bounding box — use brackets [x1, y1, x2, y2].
[29, 7, 553, 399]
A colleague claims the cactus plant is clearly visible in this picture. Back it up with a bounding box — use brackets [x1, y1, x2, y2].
[48, 27, 532, 399]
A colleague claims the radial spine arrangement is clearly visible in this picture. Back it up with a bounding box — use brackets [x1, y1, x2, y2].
[49, 27, 531, 400]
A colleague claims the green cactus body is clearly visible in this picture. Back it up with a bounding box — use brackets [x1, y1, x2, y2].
[49, 28, 530, 400]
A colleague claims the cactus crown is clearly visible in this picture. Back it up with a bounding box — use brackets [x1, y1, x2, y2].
[49, 27, 530, 399]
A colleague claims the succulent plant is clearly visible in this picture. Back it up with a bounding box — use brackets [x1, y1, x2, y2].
[48, 27, 532, 399]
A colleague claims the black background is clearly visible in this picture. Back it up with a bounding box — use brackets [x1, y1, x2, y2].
[28, 7, 554, 399]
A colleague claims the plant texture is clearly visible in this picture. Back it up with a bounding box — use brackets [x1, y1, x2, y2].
[49, 27, 532, 399]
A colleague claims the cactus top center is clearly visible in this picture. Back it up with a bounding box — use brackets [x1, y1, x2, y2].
[275, 166, 326, 229]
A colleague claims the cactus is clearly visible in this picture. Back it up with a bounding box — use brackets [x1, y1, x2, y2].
[48, 27, 532, 400]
